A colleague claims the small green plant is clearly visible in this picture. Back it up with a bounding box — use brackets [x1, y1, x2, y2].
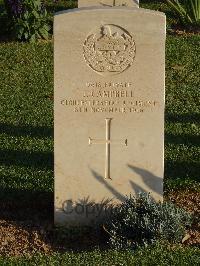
[105, 193, 192, 249]
[167, 0, 200, 26]
[4, 0, 51, 42]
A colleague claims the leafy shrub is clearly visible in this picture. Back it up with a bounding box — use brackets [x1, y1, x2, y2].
[167, 0, 200, 26]
[4, 0, 51, 42]
[105, 193, 192, 249]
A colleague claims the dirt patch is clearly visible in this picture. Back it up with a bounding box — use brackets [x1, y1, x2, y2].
[0, 220, 52, 256]
[0, 219, 105, 256]
[166, 190, 200, 247]
[166, 189, 200, 216]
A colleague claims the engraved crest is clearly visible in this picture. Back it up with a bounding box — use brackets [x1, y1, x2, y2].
[83, 24, 136, 75]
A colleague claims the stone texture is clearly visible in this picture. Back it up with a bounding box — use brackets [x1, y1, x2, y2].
[54, 7, 166, 226]
[78, 0, 139, 8]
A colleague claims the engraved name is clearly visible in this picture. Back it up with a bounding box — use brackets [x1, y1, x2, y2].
[83, 90, 134, 98]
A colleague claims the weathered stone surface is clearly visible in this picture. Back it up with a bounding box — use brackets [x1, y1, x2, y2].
[78, 0, 139, 8]
[54, 7, 166, 226]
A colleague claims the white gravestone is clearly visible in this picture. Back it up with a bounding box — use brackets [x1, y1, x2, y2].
[54, 7, 166, 226]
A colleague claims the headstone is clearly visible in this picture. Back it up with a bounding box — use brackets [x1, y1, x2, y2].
[78, 0, 139, 8]
[54, 7, 166, 226]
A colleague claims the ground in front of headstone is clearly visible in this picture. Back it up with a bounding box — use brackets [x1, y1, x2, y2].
[0, 198, 106, 256]
[0, 191, 199, 256]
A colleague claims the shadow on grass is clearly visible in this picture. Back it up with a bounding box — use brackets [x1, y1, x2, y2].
[165, 160, 200, 183]
[0, 122, 53, 138]
[0, 123, 53, 220]
[0, 123, 53, 169]
[0, 149, 53, 169]
[166, 112, 200, 123]
[0, 188, 53, 221]
[165, 112, 200, 184]
[166, 133, 199, 147]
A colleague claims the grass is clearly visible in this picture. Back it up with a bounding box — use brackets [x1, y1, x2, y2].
[165, 35, 200, 191]
[0, 244, 200, 266]
[0, 0, 199, 263]
[0, 42, 53, 201]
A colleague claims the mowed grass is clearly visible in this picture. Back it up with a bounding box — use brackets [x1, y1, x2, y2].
[0, 42, 54, 200]
[0, 36, 199, 203]
[1, 245, 200, 266]
[165, 35, 200, 191]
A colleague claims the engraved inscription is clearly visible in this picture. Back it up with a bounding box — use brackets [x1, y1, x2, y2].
[86, 81, 132, 88]
[60, 81, 159, 114]
[61, 98, 158, 113]
[83, 24, 136, 75]
[89, 118, 127, 179]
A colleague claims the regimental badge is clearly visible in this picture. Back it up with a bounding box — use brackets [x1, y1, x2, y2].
[83, 24, 136, 75]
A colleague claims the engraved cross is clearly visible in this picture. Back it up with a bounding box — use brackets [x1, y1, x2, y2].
[89, 118, 128, 179]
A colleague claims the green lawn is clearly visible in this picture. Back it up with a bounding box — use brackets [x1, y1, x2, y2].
[0, 42, 53, 199]
[1, 245, 200, 266]
[165, 35, 200, 191]
[0, 0, 199, 264]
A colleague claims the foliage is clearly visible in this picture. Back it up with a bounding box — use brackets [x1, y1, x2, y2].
[105, 193, 192, 249]
[167, 0, 200, 26]
[4, 0, 51, 42]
